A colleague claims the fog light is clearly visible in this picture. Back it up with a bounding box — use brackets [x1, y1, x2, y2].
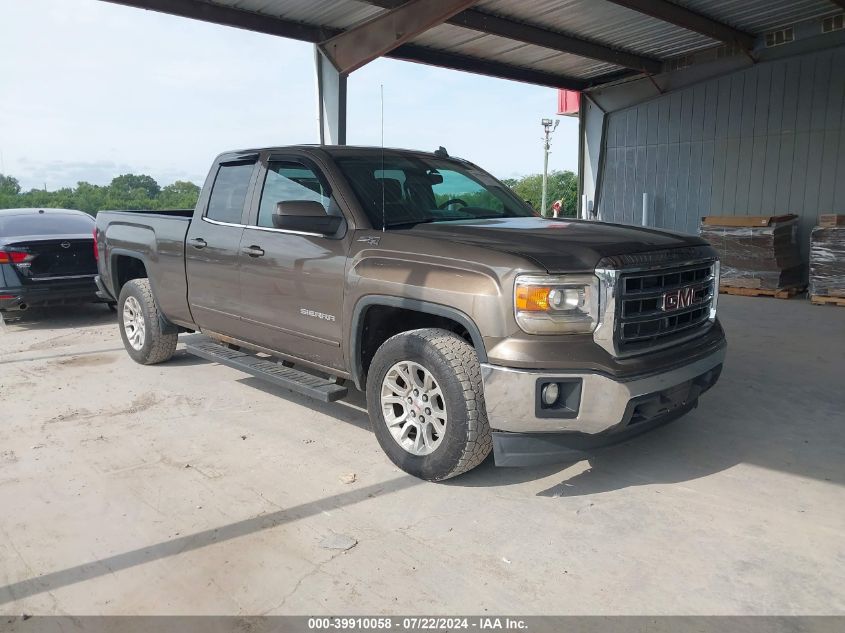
[541, 382, 560, 406]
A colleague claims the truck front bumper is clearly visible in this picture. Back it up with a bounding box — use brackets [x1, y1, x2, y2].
[481, 345, 725, 467]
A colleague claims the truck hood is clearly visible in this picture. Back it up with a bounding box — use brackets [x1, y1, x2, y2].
[404, 217, 707, 272]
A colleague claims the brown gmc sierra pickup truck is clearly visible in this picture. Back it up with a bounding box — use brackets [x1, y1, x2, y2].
[95, 145, 726, 481]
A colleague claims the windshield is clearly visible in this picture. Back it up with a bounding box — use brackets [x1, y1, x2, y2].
[335, 154, 537, 228]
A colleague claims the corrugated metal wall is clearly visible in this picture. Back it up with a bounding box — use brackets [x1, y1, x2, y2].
[600, 47, 845, 249]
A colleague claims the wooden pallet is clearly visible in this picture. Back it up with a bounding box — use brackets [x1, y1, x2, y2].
[810, 294, 845, 307]
[719, 285, 805, 299]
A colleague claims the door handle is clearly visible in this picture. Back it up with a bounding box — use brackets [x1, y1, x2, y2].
[242, 245, 265, 258]
[188, 237, 207, 249]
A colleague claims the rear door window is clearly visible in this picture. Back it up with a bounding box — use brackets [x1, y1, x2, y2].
[205, 162, 255, 224]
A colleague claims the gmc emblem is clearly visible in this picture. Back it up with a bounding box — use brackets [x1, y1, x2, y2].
[662, 286, 696, 311]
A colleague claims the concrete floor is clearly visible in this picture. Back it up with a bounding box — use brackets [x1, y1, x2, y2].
[0, 296, 843, 615]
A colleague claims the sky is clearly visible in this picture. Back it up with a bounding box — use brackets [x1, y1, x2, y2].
[0, 0, 578, 192]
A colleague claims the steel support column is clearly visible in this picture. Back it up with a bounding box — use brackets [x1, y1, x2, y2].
[315, 46, 347, 145]
[579, 96, 607, 221]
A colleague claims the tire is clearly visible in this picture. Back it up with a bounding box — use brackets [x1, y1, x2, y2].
[117, 278, 178, 365]
[366, 328, 492, 481]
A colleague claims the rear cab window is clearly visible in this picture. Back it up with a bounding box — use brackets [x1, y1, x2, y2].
[205, 162, 255, 224]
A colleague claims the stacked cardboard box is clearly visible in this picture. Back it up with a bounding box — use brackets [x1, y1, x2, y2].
[699, 215, 803, 290]
[809, 215, 845, 298]
[818, 214, 845, 228]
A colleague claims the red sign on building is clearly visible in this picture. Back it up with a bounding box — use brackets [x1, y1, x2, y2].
[557, 90, 580, 117]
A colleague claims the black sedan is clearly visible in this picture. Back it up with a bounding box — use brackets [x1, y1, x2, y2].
[0, 208, 105, 315]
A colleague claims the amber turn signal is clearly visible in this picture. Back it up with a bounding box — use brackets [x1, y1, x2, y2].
[515, 285, 552, 312]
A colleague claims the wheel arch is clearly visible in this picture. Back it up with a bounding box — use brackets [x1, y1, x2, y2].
[109, 250, 150, 298]
[349, 296, 487, 391]
[112, 255, 180, 336]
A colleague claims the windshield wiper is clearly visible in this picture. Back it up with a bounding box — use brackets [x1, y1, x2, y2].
[386, 215, 512, 229]
[384, 218, 449, 229]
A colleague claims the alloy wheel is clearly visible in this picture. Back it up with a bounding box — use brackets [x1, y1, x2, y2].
[381, 360, 448, 456]
[122, 296, 146, 351]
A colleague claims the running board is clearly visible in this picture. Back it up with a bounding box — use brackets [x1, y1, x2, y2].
[184, 338, 348, 402]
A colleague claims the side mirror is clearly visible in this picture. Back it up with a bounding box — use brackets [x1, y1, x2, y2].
[426, 170, 444, 185]
[272, 200, 343, 235]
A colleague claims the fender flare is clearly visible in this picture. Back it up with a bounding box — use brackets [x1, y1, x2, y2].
[348, 295, 487, 390]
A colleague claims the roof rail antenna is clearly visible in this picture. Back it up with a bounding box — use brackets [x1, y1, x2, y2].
[434, 146, 449, 158]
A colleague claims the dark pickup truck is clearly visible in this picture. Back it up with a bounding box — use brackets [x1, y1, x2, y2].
[95, 145, 726, 481]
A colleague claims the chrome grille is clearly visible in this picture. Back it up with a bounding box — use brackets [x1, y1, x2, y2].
[616, 261, 717, 355]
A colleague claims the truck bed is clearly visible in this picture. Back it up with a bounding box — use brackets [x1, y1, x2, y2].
[95, 209, 194, 326]
[99, 208, 194, 218]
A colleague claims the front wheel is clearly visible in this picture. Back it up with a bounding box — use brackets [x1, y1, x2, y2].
[366, 328, 492, 481]
[118, 278, 178, 365]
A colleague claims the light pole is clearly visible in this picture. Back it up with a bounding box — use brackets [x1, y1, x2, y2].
[540, 117, 559, 217]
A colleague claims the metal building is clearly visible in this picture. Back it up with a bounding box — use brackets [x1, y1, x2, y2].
[104, 0, 845, 243]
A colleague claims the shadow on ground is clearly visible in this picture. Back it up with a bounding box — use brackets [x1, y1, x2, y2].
[0, 475, 421, 606]
[2, 303, 115, 331]
[237, 354, 844, 495]
[455, 296, 845, 494]
[229, 296, 845, 495]
[27, 294, 835, 502]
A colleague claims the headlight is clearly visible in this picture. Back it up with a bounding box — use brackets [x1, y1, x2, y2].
[710, 260, 720, 320]
[514, 274, 600, 334]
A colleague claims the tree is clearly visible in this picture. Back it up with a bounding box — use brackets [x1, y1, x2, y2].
[0, 174, 21, 196]
[110, 174, 161, 199]
[0, 172, 202, 214]
[549, 170, 579, 217]
[74, 182, 109, 214]
[159, 181, 201, 209]
[505, 170, 578, 216]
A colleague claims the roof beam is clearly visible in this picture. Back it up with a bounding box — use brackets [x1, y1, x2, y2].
[831, 0, 845, 10]
[319, 0, 480, 75]
[99, 0, 337, 42]
[365, 1, 661, 74]
[604, 0, 755, 50]
[100, 0, 587, 89]
[387, 44, 586, 90]
[449, 10, 662, 74]
[583, 69, 642, 88]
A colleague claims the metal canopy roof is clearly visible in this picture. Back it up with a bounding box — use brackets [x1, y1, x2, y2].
[105, 0, 844, 89]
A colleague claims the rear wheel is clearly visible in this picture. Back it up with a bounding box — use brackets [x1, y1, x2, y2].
[366, 328, 492, 481]
[118, 278, 177, 365]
